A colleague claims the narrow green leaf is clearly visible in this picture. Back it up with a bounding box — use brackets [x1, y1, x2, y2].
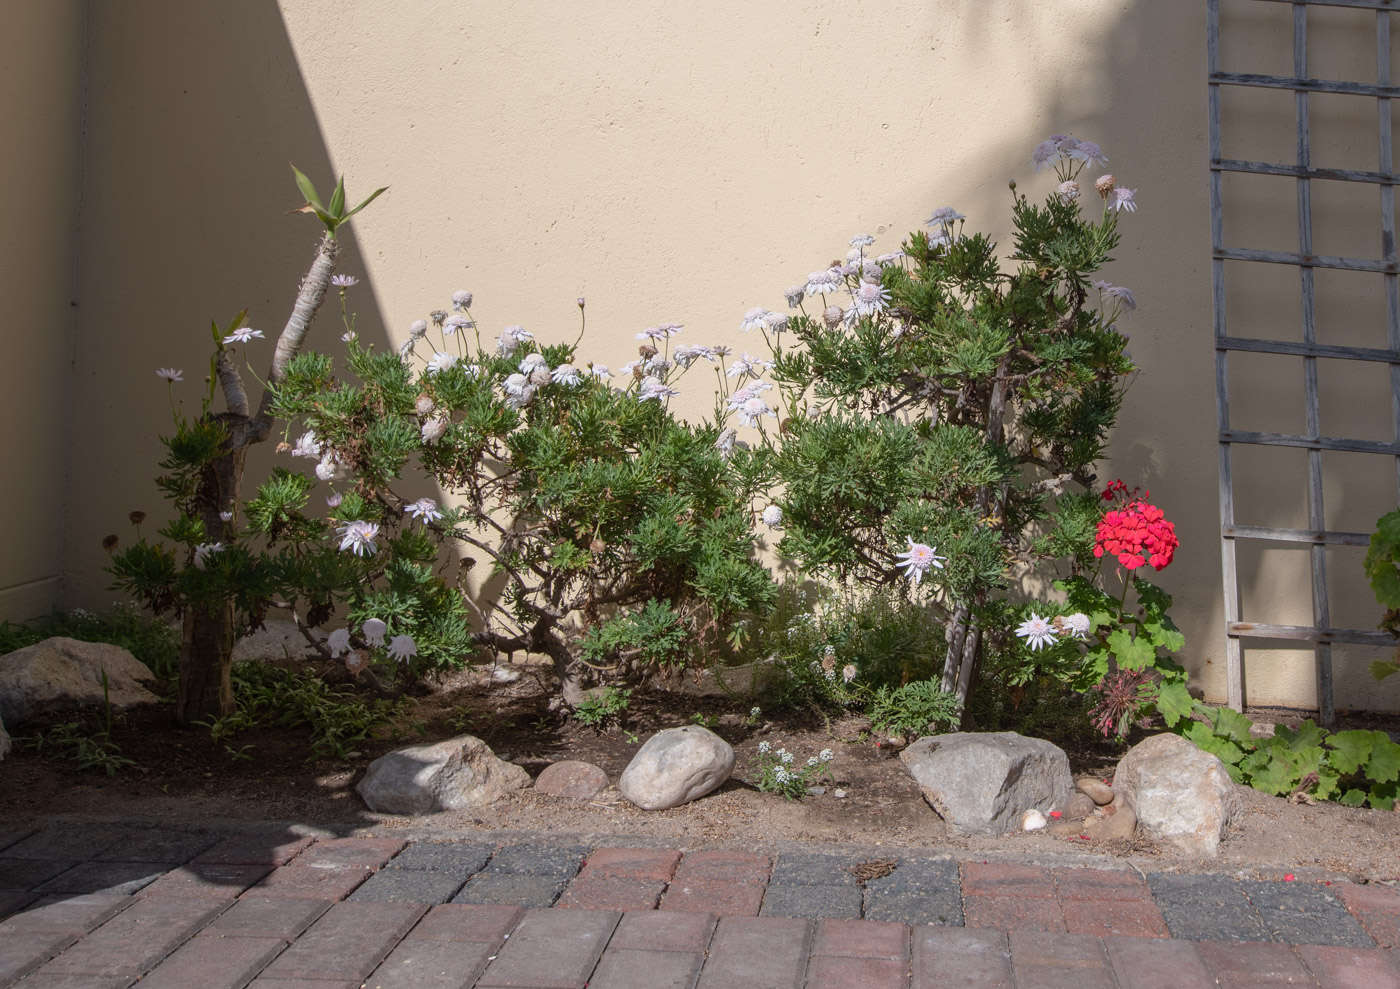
[290, 164, 323, 209]
[341, 186, 388, 221]
[328, 175, 345, 218]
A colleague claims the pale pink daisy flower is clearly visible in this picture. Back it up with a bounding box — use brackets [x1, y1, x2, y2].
[223, 327, 264, 345]
[894, 537, 946, 585]
[740, 307, 770, 333]
[337, 520, 380, 557]
[853, 281, 891, 316]
[156, 367, 183, 382]
[737, 396, 776, 427]
[327, 628, 351, 657]
[784, 285, 806, 308]
[1111, 188, 1137, 213]
[1056, 181, 1080, 203]
[405, 498, 443, 523]
[331, 274, 359, 288]
[925, 206, 965, 228]
[451, 290, 473, 310]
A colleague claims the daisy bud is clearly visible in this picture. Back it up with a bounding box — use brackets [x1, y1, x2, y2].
[638, 344, 657, 359]
[577, 297, 586, 308]
[415, 395, 435, 417]
[529, 366, 551, 387]
[128, 511, 147, 526]
[276, 442, 292, 454]
[822, 305, 844, 328]
[1095, 174, 1116, 197]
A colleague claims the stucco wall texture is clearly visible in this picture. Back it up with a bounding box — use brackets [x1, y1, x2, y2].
[8, 0, 1400, 712]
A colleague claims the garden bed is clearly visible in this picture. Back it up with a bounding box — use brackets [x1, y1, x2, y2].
[4, 657, 1400, 882]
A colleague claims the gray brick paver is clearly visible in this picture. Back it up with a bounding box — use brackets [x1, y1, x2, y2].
[864, 859, 963, 926]
[451, 872, 567, 908]
[769, 853, 863, 887]
[910, 927, 1012, 989]
[759, 883, 863, 920]
[350, 867, 469, 904]
[1147, 873, 1270, 942]
[1242, 879, 1376, 947]
[387, 841, 495, 876]
[363, 938, 496, 989]
[482, 843, 589, 878]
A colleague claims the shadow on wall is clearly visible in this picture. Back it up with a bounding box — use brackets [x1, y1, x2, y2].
[66, 0, 392, 608]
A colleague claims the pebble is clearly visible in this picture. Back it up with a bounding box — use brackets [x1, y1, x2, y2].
[1066, 792, 1096, 820]
[808, 786, 826, 796]
[833, 788, 847, 799]
[1022, 809, 1048, 831]
[492, 667, 521, 683]
[1077, 777, 1115, 805]
[1084, 803, 1137, 841]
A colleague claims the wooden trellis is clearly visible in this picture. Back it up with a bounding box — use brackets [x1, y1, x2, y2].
[1209, 0, 1400, 725]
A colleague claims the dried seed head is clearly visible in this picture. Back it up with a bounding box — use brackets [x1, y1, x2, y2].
[102, 534, 119, 553]
[128, 511, 147, 526]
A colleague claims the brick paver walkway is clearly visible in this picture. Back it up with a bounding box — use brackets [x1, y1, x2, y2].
[2, 819, 1399, 987]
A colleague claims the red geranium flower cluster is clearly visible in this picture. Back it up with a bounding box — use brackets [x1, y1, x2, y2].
[1094, 480, 1178, 571]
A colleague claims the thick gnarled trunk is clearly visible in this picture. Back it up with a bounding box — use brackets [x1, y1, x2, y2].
[179, 601, 236, 724]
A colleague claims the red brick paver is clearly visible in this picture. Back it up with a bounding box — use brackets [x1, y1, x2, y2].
[579, 847, 681, 882]
[35, 893, 230, 979]
[194, 834, 314, 867]
[1051, 868, 1153, 902]
[695, 915, 812, 989]
[364, 938, 498, 989]
[0, 929, 76, 986]
[137, 933, 286, 989]
[141, 862, 272, 899]
[556, 876, 666, 911]
[1196, 940, 1312, 989]
[1298, 943, 1400, 988]
[963, 894, 1067, 933]
[202, 896, 334, 940]
[1008, 931, 1115, 989]
[474, 908, 620, 989]
[662, 877, 766, 915]
[1062, 898, 1169, 939]
[962, 862, 1057, 899]
[671, 850, 770, 885]
[247, 863, 373, 900]
[257, 901, 427, 982]
[1337, 882, 1400, 947]
[0, 893, 132, 935]
[405, 904, 524, 943]
[910, 927, 1012, 989]
[1102, 936, 1215, 989]
[607, 909, 716, 952]
[588, 947, 706, 989]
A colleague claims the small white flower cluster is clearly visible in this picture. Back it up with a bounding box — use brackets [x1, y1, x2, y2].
[327, 619, 418, 665]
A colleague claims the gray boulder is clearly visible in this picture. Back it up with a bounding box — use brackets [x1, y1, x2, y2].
[0, 637, 160, 726]
[1114, 732, 1241, 857]
[619, 725, 735, 810]
[356, 734, 530, 815]
[900, 731, 1075, 836]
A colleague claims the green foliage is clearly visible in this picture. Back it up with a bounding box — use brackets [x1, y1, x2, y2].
[748, 742, 835, 800]
[1179, 705, 1400, 809]
[580, 601, 689, 670]
[572, 686, 632, 729]
[866, 679, 962, 738]
[1364, 508, 1400, 682]
[0, 605, 180, 679]
[290, 166, 387, 239]
[195, 663, 401, 761]
[23, 721, 134, 776]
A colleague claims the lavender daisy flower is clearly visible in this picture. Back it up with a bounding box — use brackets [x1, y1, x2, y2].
[156, 368, 183, 382]
[409, 319, 428, 340]
[1031, 139, 1059, 172]
[337, 520, 380, 557]
[853, 281, 891, 317]
[784, 285, 806, 308]
[451, 290, 473, 311]
[192, 542, 223, 571]
[765, 312, 790, 333]
[331, 274, 359, 288]
[1015, 613, 1058, 651]
[405, 498, 443, 522]
[850, 233, 875, 247]
[737, 396, 776, 427]
[430, 310, 448, 326]
[638, 376, 679, 402]
[1093, 281, 1137, 311]
[223, 327, 265, 345]
[715, 428, 737, 457]
[497, 325, 532, 355]
[806, 270, 841, 297]
[443, 315, 472, 335]
[894, 537, 946, 585]
[326, 491, 343, 508]
[1111, 187, 1137, 213]
[291, 431, 321, 459]
[925, 206, 965, 228]
[1069, 141, 1108, 167]
[589, 364, 613, 380]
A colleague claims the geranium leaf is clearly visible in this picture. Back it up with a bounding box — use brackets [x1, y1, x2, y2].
[1327, 730, 1375, 776]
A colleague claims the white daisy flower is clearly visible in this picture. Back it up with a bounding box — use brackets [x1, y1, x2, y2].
[519, 353, 548, 373]
[1062, 613, 1091, 640]
[327, 628, 351, 657]
[761, 504, 783, 527]
[850, 233, 876, 247]
[740, 307, 770, 333]
[451, 290, 473, 310]
[156, 367, 183, 382]
[853, 281, 891, 317]
[421, 417, 448, 444]
[1111, 187, 1137, 213]
[737, 397, 776, 427]
[362, 618, 387, 647]
[784, 285, 806, 308]
[192, 542, 223, 570]
[551, 363, 581, 386]
[223, 328, 264, 345]
[387, 634, 418, 664]
[1015, 613, 1058, 651]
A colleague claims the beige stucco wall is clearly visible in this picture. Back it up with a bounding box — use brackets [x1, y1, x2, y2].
[0, 1, 87, 621]
[40, 0, 1400, 710]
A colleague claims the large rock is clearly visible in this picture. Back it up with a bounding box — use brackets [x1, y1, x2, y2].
[0, 637, 160, 726]
[232, 620, 320, 663]
[356, 734, 530, 815]
[619, 725, 735, 810]
[900, 732, 1075, 836]
[1113, 733, 1241, 857]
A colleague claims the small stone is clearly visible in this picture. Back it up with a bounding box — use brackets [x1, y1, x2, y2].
[1077, 777, 1114, 805]
[357, 734, 530, 815]
[619, 725, 735, 811]
[1022, 809, 1048, 831]
[491, 667, 521, 683]
[534, 760, 608, 800]
[1083, 803, 1137, 841]
[347, 751, 362, 759]
[833, 789, 847, 799]
[1066, 792, 1096, 820]
[808, 786, 826, 796]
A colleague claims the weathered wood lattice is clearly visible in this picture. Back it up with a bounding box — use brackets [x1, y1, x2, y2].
[1209, 0, 1400, 725]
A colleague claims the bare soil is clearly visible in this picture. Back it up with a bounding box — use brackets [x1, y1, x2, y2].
[4, 659, 1400, 882]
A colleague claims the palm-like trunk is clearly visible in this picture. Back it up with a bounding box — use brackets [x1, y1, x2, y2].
[174, 233, 338, 726]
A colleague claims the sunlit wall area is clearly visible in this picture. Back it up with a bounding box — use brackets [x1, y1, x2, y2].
[0, 1, 87, 621]
[34, 0, 1400, 710]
